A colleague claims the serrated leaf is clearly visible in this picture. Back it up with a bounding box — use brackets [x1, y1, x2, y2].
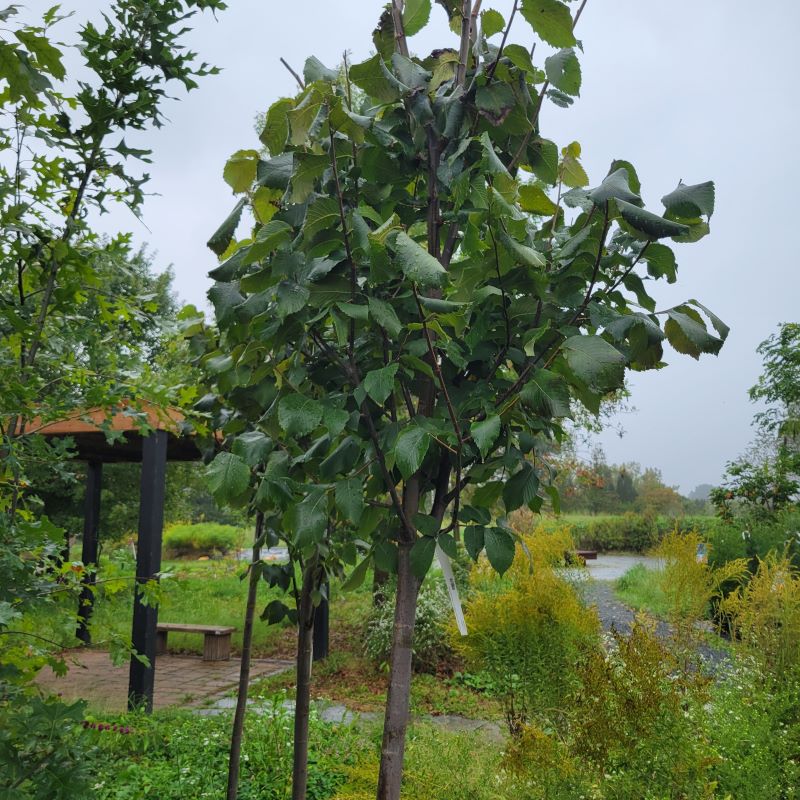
[464, 525, 485, 561]
[544, 48, 581, 96]
[374, 540, 399, 573]
[368, 296, 403, 336]
[503, 463, 540, 513]
[403, 0, 431, 36]
[206, 452, 251, 505]
[260, 97, 293, 155]
[304, 197, 341, 239]
[410, 536, 437, 577]
[500, 231, 546, 267]
[518, 184, 558, 215]
[562, 335, 626, 392]
[664, 310, 724, 359]
[286, 490, 328, 547]
[350, 54, 401, 103]
[608, 159, 641, 194]
[207, 199, 246, 256]
[476, 82, 516, 126]
[561, 152, 589, 188]
[484, 527, 516, 575]
[395, 425, 431, 479]
[520, 369, 572, 418]
[232, 431, 273, 467]
[223, 149, 259, 193]
[320, 436, 361, 479]
[276, 282, 309, 319]
[471, 415, 501, 460]
[304, 55, 338, 83]
[643, 242, 677, 282]
[252, 186, 280, 224]
[616, 199, 690, 240]
[588, 168, 641, 206]
[335, 478, 364, 524]
[520, 0, 576, 48]
[687, 299, 729, 341]
[278, 394, 324, 437]
[661, 180, 715, 219]
[363, 363, 399, 406]
[394, 231, 448, 287]
[481, 8, 505, 36]
[261, 599, 288, 625]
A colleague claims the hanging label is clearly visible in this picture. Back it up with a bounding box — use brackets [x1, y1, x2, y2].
[436, 545, 467, 636]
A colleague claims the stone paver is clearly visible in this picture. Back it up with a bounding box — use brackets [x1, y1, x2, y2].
[36, 649, 292, 711]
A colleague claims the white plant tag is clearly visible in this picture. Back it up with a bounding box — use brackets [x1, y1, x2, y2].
[436, 545, 467, 636]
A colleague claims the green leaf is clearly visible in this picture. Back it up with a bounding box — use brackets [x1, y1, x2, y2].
[608, 159, 641, 194]
[476, 82, 516, 125]
[643, 242, 677, 282]
[471, 415, 501, 460]
[304, 197, 341, 239]
[252, 186, 280, 224]
[335, 477, 364, 524]
[484, 527, 516, 575]
[395, 425, 431, 479]
[664, 310, 724, 359]
[278, 394, 324, 437]
[410, 536, 437, 578]
[521, 369, 572, 418]
[518, 184, 558, 215]
[544, 48, 581, 96]
[257, 152, 293, 189]
[350, 54, 400, 103]
[661, 180, 715, 219]
[320, 436, 361, 479]
[464, 526, 485, 561]
[261, 599, 289, 625]
[286, 490, 327, 547]
[588, 168, 641, 206]
[232, 431, 273, 467]
[403, 0, 432, 36]
[374, 540, 399, 573]
[368, 296, 403, 336]
[276, 282, 310, 319]
[687, 299, 729, 341]
[304, 55, 338, 83]
[207, 199, 245, 256]
[206, 452, 251, 505]
[481, 8, 505, 36]
[616, 199, 690, 240]
[504, 43, 538, 76]
[223, 149, 259, 193]
[500, 232, 546, 267]
[562, 335, 626, 392]
[520, 0, 576, 48]
[363, 363, 399, 406]
[260, 97, 293, 155]
[208, 282, 244, 325]
[503, 463, 540, 513]
[393, 231, 448, 288]
[561, 152, 589, 188]
[341, 557, 371, 591]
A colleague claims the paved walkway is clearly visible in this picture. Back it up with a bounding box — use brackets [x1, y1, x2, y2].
[36, 649, 292, 711]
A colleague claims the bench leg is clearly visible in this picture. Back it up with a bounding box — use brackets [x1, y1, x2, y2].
[204, 633, 231, 662]
[156, 630, 168, 656]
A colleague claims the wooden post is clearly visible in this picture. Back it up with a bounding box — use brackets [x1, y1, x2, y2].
[76, 459, 102, 644]
[128, 431, 168, 712]
[312, 585, 329, 662]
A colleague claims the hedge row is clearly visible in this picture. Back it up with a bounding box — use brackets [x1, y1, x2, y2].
[542, 514, 719, 553]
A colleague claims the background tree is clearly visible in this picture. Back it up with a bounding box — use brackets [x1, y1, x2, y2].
[194, 2, 726, 799]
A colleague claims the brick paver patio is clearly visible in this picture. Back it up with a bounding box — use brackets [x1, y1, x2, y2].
[36, 649, 292, 711]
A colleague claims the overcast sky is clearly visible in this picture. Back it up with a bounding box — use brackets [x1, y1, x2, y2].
[26, 0, 800, 493]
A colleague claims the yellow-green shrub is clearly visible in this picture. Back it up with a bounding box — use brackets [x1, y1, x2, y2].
[656, 528, 747, 624]
[458, 526, 599, 732]
[719, 550, 800, 676]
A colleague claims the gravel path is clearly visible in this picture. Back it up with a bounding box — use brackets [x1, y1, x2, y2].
[583, 579, 730, 670]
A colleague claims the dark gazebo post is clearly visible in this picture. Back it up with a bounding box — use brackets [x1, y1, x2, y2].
[76, 459, 102, 644]
[128, 430, 168, 712]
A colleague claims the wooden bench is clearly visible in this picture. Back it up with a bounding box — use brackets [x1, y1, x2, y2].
[575, 549, 598, 560]
[156, 623, 236, 661]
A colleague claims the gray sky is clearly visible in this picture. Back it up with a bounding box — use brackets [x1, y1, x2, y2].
[31, 0, 800, 493]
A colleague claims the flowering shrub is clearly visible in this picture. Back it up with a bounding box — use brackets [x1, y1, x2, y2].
[363, 578, 454, 673]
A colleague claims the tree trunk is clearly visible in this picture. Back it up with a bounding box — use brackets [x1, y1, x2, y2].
[292, 560, 317, 800]
[226, 513, 263, 800]
[376, 538, 421, 800]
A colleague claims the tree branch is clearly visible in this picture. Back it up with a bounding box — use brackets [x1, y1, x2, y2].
[390, 0, 410, 57]
[485, 1, 518, 81]
[280, 57, 305, 90]
[455, 0, 473, 87]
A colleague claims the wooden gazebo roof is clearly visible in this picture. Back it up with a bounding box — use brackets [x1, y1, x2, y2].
[34, 402, 205, 462]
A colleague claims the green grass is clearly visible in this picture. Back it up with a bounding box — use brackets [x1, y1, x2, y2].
[614, 563, 670, 617]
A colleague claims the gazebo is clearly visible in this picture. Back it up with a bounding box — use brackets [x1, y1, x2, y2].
[37, 403, 207, 712]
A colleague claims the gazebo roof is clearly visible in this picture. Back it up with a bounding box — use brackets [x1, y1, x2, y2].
[35, 402, 205, 462]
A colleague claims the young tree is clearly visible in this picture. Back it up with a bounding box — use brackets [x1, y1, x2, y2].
[193, 2, 726, 797]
